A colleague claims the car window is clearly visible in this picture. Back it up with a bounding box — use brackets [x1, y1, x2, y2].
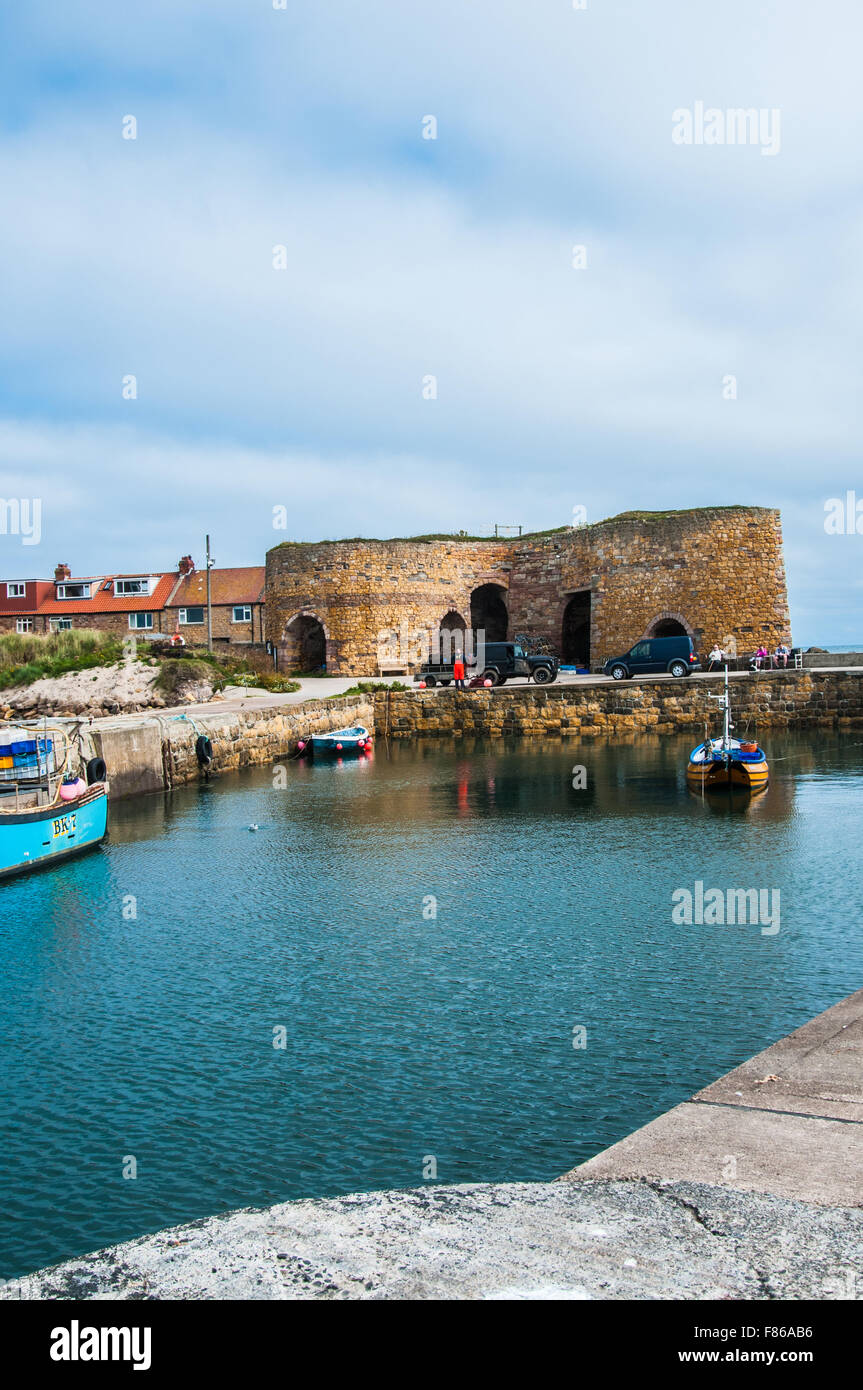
[513, 645, 525, 658]
[630, 642, 649, 658]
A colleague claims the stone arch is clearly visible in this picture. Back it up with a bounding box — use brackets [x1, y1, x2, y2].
[643, 611, 694, 639]
[470, 584, 508, 642]
[280, 610, 328, 671]
[561, 591, 591, 665]
[436, 608, 467, 663]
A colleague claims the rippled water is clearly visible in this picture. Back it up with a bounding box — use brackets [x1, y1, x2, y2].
[1, 732, 862, 1278]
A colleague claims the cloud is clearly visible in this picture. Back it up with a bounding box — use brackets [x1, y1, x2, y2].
[0, 1, 860, 641]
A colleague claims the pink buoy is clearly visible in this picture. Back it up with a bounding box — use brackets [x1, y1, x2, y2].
[59, 777, 86, 802]
[418, 680, 426, 689]
[297, 740, 306, 751]
[483, 678, 493, 688]
[336, 742, 342, 750]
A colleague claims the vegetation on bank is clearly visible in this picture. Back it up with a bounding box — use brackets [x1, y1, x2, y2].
[0, 630, 123, 689]
[334, 680, 409, 697]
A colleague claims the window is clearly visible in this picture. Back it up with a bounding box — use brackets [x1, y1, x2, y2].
[6, 582, 26, 598]
[179, 607, 205, 625]
[630, 642, 650, 658]
[16, 617, 33, 633]
[115, 578, 152, 596]
[50, 618, 73, 631]
[56, 583, 90, 600]
[129, 612, 153, 630]
[232, 605, 252, 623]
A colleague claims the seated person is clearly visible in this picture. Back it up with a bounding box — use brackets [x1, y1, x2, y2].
[753, 645, 769, 670]
[774, 642, 790, 668]
[707, 643, 725, 671]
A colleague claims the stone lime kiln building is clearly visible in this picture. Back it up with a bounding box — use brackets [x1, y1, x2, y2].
[266, 506, 791, 676]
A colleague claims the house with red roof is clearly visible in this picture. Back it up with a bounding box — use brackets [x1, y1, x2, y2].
[0, 558, 266, 647]
[165, 557, 266, 646]
[0, 579, 54, 634]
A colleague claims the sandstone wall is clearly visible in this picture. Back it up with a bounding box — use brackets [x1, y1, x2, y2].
[378, 672, 863, 740]
[266, 508, 790, 676]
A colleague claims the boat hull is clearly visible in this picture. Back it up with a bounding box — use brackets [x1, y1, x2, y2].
[310, 725, 371, 755]
[686, 759, 769, 794]
[0, 785, 108, 881]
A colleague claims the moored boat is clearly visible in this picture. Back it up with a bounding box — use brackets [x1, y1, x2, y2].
[309, 725, 372, 755]
[686, 668, 769, 795]
[0, 725, 109, 880]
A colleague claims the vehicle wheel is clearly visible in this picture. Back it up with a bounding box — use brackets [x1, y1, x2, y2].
[669, 661, 688, 678]
[440, 679, 451, 686]
[481, 669, 501, 686]
[424, 675, 437, 687]
[496, 676, 507, 685]
[610, 664, 628, 681]
[533, 665, 553, 684]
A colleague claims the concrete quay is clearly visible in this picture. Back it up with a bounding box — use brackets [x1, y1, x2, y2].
[563, 989, 863, 1207]
[4, 990, 861, 1301]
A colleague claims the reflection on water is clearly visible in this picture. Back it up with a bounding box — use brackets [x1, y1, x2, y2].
[1, 731, 861, 1278]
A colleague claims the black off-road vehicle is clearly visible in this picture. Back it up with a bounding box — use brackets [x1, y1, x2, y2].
[416, 641, 559, 687]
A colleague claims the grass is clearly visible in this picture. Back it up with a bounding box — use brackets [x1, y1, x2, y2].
[333, 680, 409, 697]
[153, 659, 221, 698]
[226, 671, 302, 693]
[0, 629, 123, 690]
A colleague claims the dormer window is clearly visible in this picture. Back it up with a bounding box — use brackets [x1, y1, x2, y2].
[114, 578, 153, 596]
[56, 582, 91, 600]
[6, 583, 26, 598]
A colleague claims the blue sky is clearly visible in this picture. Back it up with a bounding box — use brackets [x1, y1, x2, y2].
[0, 1, 861, 643]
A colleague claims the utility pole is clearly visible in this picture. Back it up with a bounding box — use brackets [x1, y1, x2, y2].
[205, 534, 213, 651]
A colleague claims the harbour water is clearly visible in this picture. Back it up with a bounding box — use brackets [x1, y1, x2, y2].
[1, 732, 862, 1279]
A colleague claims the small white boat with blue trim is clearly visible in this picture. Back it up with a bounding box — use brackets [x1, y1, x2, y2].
[308, 725, 372, 756]
[686, 667, 769, 795]
[0, 724, 109, 881]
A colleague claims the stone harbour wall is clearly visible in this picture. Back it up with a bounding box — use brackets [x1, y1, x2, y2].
[378, 672, 863, 740]
[91, 695, 373, 799]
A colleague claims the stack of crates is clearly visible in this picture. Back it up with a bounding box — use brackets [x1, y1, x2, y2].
[0, 735, 56, 782]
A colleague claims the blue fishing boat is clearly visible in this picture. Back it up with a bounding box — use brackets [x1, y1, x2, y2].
[308, 725, 372, 755]
[686, 667, 769, 795]
[0, 725, 109, 881]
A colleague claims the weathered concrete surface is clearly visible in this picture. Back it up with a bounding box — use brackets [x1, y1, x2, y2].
[564, 990, 863, 1207]
[3, 1179, 861, 1301]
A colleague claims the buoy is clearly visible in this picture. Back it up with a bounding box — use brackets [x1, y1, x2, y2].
[59, 777, 86, 802]
[418, 680, 426, 688]
[483, 679, 493, 687]
[297, 740, 306, 751]
[336, 742, 342, 750]
[249, 824, 259, 832]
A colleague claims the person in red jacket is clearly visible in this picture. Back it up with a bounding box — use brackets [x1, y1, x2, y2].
[453, 653, 466, 691]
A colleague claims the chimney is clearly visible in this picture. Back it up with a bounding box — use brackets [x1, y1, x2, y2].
[54, 563, 71, 582]
[178, 555, 195, 575]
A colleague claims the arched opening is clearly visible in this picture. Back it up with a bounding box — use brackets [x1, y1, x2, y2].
[649, 618, 688, 638]
[562, 592, 591, 666]
[281, 614, 327, 672]
[437, 610, 467, 663]
[470, 584, 508, 642]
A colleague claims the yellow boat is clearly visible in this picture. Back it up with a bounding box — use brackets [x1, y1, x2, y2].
[686, 667, 769, 795]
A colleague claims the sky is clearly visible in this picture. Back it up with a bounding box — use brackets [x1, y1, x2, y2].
[0, 0, 860, 644]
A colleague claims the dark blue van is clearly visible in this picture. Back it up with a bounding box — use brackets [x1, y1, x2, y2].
[604, 635, 701, 680]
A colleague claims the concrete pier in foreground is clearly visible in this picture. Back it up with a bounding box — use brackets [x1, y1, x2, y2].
[563, 988, 863, 1207]
[3, 990, 861, 1300]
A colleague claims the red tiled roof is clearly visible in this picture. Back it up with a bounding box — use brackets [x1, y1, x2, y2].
[166, 567, 265, 609]
[0, 580, 54, 615]
[37, 573, 178, 615]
